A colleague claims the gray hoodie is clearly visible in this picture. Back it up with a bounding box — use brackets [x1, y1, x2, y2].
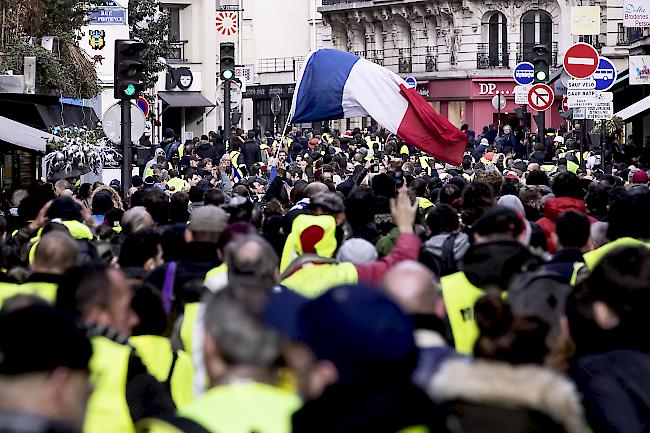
[422, 232, 470, 264]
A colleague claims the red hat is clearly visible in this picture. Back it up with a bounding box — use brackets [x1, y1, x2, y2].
[632, 170, 649, 184]
[309, 138, 320, 146]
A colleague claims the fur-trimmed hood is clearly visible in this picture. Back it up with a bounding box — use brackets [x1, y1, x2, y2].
[430, 359, 587, 433]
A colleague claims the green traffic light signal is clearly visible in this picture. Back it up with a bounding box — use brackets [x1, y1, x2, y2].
[536, 71, 547, 82]
[222, 70, 234, 80]
[124, 84, 136, 96]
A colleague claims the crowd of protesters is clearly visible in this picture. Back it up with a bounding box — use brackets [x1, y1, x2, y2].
[0, 121, 648, 433]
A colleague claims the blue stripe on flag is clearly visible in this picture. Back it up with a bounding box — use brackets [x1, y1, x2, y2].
[291, 49, 360, 123]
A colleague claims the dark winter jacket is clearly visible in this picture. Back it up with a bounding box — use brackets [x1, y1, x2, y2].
[430, 359, 588, 433]
[571, 349, 650, 433]
[544, 248, 584, 284]
[194, 141, 220, 164]
[240, 139, 261, 169]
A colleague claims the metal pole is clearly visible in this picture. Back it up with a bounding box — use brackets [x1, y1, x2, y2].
[224, 79, 231, 147]
[600, 119, 605, 171]
[578, 120, 585, 170]
[537, 111, 545, 151]
[120, 99, 132, 195]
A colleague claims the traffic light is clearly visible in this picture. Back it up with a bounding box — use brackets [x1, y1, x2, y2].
[220, 42, 235, 81]
[114, 39, 146, 99]
[532, 44, 549, 84]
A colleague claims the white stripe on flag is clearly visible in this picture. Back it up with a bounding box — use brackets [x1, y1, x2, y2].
[341, 58, 408, 134]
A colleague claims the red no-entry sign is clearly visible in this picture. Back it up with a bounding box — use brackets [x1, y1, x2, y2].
[528, 83, 555, 111]
[563, 43, 599, 79]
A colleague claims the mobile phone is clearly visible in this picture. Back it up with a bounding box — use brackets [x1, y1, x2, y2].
[371, 164, 379, 174]
[393, 170, 404, 188]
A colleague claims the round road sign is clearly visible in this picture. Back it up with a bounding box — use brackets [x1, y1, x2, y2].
[405, 76, 417, 89]
[136, 97, 149, 117]
[593, 57, 617, 91]
[102, 102, 147, 145]
[563, 43, 599, 79]
[491, 94, 507, 110]
[513, 62, 535, 86]
[527, 83, 555, 111]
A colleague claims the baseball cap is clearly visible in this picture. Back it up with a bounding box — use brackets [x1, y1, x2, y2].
[264, 284, 415, 381]
[632, 170, 649, 184]
[190, 155, 200, 162]
[309, 138, 320, 146]
[188, 205, 228, 233]
[480, 138, 489, 145]
[0, 306, 92, 375]
[553, 136, 565, 144]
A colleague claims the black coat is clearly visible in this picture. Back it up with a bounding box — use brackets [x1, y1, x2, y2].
[195, 142, 219, 164]
[240, 139, 261, 169]
[571, 349, 650, 433]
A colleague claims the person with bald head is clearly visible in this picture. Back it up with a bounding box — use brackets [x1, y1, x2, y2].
[383, 260, 458, 389]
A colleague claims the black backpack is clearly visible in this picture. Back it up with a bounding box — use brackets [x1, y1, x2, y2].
[420, 233, 460, 278]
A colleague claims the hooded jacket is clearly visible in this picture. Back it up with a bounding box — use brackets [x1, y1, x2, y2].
[194, 140, 219, 163]
[537, 197, 596, 254]
[420, 232, 470, 277]
[430, 359, 587, 433]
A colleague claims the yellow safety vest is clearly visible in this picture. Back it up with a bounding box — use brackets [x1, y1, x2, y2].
[440, 272, 486, 356]
[139, 382, 301, 433]
[0, 281, 58, 308]
[28, 220, 94, 264]
[167, 177, 187, 193]
[230, 151, 241, 168]
[129, 335, 194, 408]
[281, 262, 358, 298]
[204, 263, 228, 293]
[418, 197, 434, 210]
[85, 336, 135, 433]
[180, 302, 200, 356]
[582, 237, 650, 270]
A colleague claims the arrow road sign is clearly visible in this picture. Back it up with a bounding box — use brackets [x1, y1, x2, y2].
[564, 43, 599, 79]
[528, 83, 555, 111]
[513, 62, 535, 86]
[593, 57, 617, 91]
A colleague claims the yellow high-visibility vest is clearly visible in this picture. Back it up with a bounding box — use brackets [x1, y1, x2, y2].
[85, 336, 135, 433]
[440, 271, 486, 356]
[281, 262, 358, 299]
[129, 335, 194, 408]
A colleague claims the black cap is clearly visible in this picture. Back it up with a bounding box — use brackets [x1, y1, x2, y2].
[0, 306, 92, 375]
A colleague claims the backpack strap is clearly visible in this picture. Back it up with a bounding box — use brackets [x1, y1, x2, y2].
[440, 233, 459, 276]
[163, 350, 179, 394]
[162, 262, 177, 314]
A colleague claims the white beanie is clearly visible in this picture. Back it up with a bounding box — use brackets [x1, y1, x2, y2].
[336, 238, 378, 264]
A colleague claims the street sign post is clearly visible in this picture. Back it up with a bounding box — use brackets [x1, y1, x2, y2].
[593, 57, 617, 91]
[102, 102, 146, 145]
[492, 94, 507, 127]
[513, 62, 535, 86]
[563, 43, 599, 79]
[405, 76, 417, 89]
[527, 83, 555, 111]
[217, 81, 242, 110]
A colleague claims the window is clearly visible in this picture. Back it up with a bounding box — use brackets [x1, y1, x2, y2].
[164, 6, 181, 42]
[488, 12, 508, 67]
[521, 11, 552, 63]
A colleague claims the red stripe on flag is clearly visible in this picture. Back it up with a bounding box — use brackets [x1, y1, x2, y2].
[396, 84, 466, 165]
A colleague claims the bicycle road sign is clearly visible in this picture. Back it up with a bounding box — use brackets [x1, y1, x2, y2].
[527, 83, 555, 111]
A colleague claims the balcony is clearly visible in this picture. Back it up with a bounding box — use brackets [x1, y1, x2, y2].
[354, 50, 384, 66]
[477, 43, 509, 69]
[167, 40, 187, 62]
[516, 42, 559, 67]
[425, 47, 437, 72]
[617, 25, 650, 45]
[398, 48, 412, 73]
[257, 57, 303, 73]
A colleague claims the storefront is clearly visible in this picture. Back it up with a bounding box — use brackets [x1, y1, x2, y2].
[242, 84, 295, 133]
[418, 78, 563, 133]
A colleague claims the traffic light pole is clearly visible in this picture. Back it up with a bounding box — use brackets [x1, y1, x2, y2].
[224, 79, 231, 146]
[121, 99, 132, 195]
[537, 112, 545, 148]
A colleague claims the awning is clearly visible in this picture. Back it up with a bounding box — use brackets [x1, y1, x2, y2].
[158, 91, 214, 108]
[615, 94, 650, 121]
[0, 116, 56, 152]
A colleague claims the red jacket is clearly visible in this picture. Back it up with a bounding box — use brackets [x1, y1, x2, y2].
[536, 197, 596, 254]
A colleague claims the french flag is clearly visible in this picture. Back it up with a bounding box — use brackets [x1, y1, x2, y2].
[290, 49, 467, 165]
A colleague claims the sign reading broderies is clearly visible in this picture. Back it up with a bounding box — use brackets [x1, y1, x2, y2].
[528, 83, 555, 111]
[624, 0, 650, 27]
[564, 43, 599, 79]
[593, 57, 617, 91]
[513, 62, 535, 86]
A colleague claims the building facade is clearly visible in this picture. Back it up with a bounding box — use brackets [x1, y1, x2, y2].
[317, 0, 644, 134]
